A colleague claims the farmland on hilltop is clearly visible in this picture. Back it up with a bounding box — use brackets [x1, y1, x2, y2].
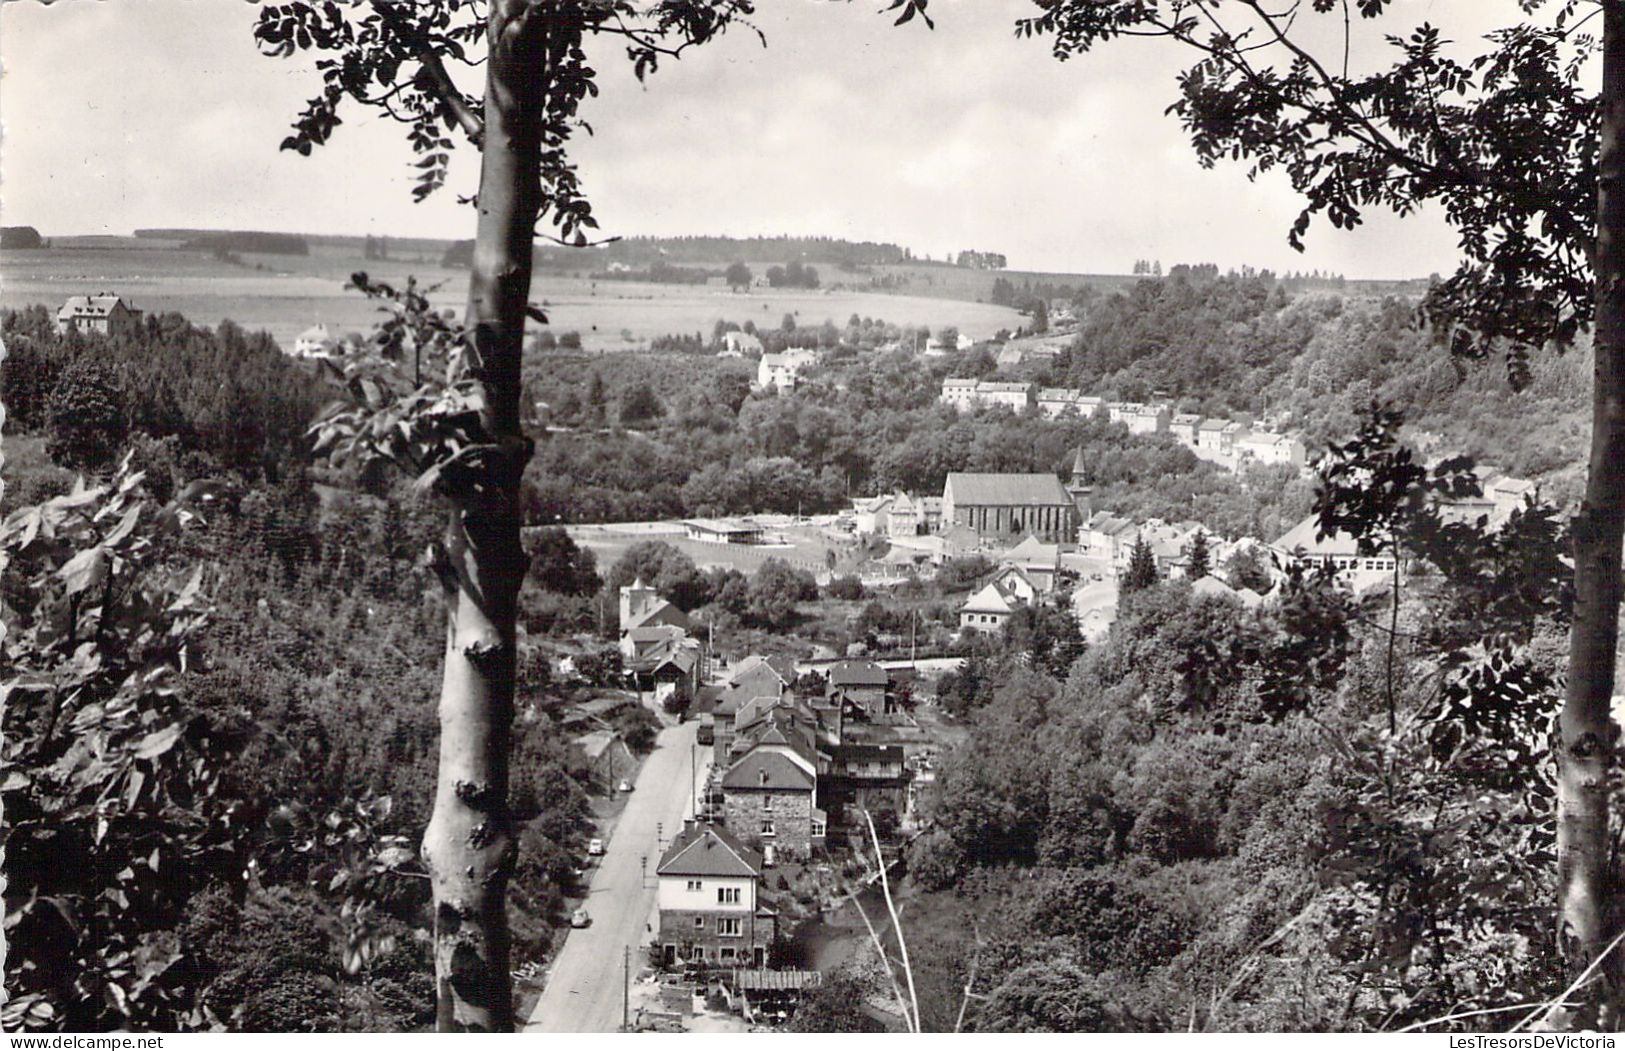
[1, 238, 1026, 352]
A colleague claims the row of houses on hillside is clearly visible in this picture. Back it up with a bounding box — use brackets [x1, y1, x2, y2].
[1271, 465, 1539, 588]
[938, 378, 1308, 468]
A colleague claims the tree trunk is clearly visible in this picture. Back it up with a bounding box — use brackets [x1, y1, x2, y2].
[1558, 0, 1625, 1028]
[420, 0, 546, 1032]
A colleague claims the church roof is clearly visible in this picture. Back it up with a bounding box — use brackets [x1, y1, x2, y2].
[945, 473, 1072, 507]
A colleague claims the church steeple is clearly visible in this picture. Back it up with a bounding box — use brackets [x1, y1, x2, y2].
[1067, 447, 1093, 522]
[1070, 446, 1089, 489]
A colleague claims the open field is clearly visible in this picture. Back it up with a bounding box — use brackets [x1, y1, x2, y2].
[2, 242, 1025, 352]
[562, 521, 852, 581]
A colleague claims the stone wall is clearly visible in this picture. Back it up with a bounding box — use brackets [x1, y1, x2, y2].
[722, 789, 813, 860]
[656, 908, 771, 967]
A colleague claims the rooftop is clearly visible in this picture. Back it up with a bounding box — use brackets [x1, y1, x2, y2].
[656, 823, 762, 878]
[945, 472, 1073, 507]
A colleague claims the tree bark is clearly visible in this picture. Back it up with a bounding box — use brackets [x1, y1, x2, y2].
[1558, 0, 1625, 1028]
[420, 0, 546, 1031]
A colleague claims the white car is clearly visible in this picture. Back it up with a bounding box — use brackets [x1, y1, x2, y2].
[618, 779, 633, 793]
[587, 838, 605, 856]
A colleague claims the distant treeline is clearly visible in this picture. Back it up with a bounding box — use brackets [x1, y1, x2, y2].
[597, 235, 912, 268]
[174, 230, 310, 256]
[2, 226, 44, 249]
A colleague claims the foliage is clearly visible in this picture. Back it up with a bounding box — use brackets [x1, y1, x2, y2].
[3, 305, 325, 480]
[0, 459, 231, 1030]
[999, 0, 1597, 381]
[789, 975, 886, 1032]
[825, 573, 866, 601]
[1121, 535, 1157, 593]
[908, 417, 1574, 1029]
[45, 356, 126, 472]
[525, 526, 600, 597]
[1185, 528, 1210, 580]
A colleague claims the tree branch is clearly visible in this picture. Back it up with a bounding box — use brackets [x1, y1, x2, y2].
[371, 0, 484, 144]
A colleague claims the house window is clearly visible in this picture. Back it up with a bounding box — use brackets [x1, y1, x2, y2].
[718, 918, 742, 937]
[811, 817, 826, 837]
[720, 947, 737, 961]
[762, 794, 774, 812]
[718, 887, 741, 905]
[691, 946, 707, 961]
[687, 880, 702, 892]
[761, 821, 776, 837]
[694, 917, 705, 931]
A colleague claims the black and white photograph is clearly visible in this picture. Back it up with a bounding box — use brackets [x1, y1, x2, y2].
[3, 0, 1624, 1036]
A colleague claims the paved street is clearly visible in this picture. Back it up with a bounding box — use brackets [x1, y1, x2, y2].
[1072, 577, 1120, 640]
[524, 721, 710, 1033]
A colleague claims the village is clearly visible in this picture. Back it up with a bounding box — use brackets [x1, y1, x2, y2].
[525, 425, 1540, 1031]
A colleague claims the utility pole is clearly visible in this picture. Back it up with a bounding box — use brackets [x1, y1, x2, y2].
[623, 945, 630, 1031]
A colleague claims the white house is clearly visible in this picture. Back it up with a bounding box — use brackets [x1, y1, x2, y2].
[973, 381, 1036, 412]
[1170, 413, 1203, 446]
[293, 323, 336, 358]
[1124, 404, 1170, 435]
[756, 349, 817, 391]
[721, 330, 763, 357]
[940, 378, 981, 411]
[1235, 431, 1307, 467]
[56, 294, 142, 337]
[959, 580, 1023, 631]
[655, 822, 773, 968]
[1038, 388, 1082, 419]
[1273, 514, 1400, 590]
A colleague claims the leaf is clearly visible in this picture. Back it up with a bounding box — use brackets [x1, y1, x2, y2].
[132, 723, 184, 761]
[101, 503, 142, 550]
[376, 846, 416, 870]
[124, 768, 146, 808]
[167, 566, 204, 613]
[58, 545, 109, 596]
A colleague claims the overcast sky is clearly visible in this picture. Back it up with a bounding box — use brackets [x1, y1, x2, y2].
[0, 1, 1539, 276]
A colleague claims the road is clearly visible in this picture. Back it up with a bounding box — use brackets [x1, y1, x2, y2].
[1072, 577, 1120, 640]
[525, 721, 710, 1033]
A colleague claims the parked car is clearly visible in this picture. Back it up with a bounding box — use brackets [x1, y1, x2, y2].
[571, 908, 591, 929]
[618, 779, 632, 793]
[587, 838, 605, 856]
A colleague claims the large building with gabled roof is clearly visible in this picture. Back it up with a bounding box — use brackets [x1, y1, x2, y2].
[941, 472, 1082, 542]
[721, 705, 827, 861]
[56, 293, 142, 338]
[655, 822, 776, 968]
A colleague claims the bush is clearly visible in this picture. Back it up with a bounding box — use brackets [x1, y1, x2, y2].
[46, 356, 125, 470]
[825, 574, 865, 601]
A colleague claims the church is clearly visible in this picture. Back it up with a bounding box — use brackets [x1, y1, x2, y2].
[940, 453, 1091, 543]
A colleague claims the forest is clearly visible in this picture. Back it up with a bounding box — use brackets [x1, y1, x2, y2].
[789, 417, 1576, 1032]
[0, 306, 622, 1031]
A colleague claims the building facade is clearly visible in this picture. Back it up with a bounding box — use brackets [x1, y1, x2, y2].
[56, 294, 142, 337]
[656, 823, 775, 968]
[941, 472, 1081, 542]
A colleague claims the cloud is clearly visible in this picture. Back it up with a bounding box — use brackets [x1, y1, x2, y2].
[0, 0, 1484, 277]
